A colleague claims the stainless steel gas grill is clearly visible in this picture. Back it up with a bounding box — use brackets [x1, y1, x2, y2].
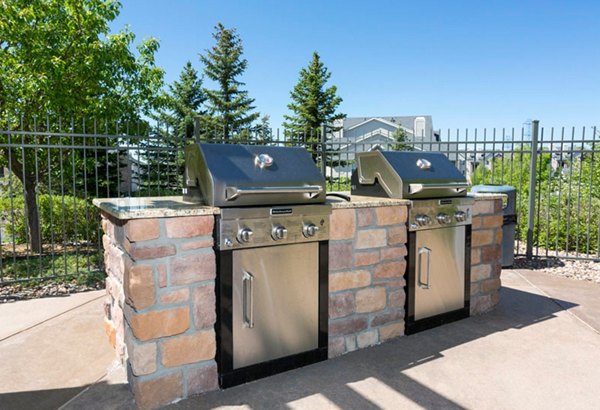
[351, 151, 474, 335]
[184, 142, 330, 388]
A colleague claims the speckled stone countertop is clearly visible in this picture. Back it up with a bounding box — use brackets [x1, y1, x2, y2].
[93, 196, 219, 220]
[93, 192, 503, 220]
[327, 192, 410, 209]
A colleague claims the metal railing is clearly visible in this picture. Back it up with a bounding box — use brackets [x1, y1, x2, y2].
[1, 117, 598, 285]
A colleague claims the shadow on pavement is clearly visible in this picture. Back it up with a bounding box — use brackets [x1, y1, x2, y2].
[168, 285, 578, 409]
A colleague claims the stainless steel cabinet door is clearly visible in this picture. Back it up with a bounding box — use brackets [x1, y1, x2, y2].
[232, 242, 319, 369]
[414, 227, 465, 320]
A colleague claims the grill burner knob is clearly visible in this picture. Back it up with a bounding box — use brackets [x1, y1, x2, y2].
[272, 225, 288, 240]
[415, 214, 432, 226]
[436, 213, 452, 224]
[303, 223, 319, 238]
[454, 211, 467, 222]
[237, 228, 254, 243]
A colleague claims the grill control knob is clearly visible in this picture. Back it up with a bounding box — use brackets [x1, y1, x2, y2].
[415, 214, 432, 226]
[303, 223, 319, 238]
[272, 225, 288, 241]
[454, 211, 467, 222]
[436, 213, 452, 224]
[237, 228, 254, 243]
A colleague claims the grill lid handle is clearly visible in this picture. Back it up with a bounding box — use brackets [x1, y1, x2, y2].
[225, 185, 324, 201]
[408, 182, 468, 194]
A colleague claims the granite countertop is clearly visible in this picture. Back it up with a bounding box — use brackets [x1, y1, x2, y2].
[93, 192, 502, 220]
[93, 196, 219, 220]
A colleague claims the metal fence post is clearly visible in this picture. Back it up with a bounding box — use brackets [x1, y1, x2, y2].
[526, 120, 539, 259]
[320, 124, 327, 177]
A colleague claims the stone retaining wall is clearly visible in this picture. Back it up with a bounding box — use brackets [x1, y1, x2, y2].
[101, 213, 218, 409]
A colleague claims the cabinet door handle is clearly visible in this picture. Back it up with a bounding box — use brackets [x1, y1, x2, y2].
[418, 247, 432, 289]
[242, 271, 254, 328]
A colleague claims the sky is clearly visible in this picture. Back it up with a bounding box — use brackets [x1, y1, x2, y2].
[110, 0, 600, 132]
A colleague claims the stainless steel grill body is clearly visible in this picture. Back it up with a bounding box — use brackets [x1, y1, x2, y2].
[184, 142, 326, 207]
[351, 150, 472, 334]
[187, 143, 332, 388]
[351, 151, 468, 199]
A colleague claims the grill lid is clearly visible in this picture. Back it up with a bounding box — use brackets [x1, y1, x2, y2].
[351, 150, 468, 199]
[183, 142, 326, 207]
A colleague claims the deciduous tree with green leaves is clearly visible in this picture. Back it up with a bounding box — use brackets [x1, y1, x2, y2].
[283, 52, 345, 156]
[0, 0, 164, 252]
[200, 23, 259, 140]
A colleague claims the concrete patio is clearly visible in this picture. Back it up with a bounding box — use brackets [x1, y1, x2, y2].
[1, 269, 599, 410]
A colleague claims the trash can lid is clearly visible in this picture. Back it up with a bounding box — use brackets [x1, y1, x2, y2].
[470, 184, 517, 194]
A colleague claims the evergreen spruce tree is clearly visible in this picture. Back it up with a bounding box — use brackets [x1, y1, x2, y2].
[164, 61, 206, 138]
[283, 52, 345, 157]
[200, 23, 259, 140]
[254, 114, 273, 144]
[391, 126, 414, 151]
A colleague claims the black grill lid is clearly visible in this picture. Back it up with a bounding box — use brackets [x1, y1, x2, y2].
[183, 142, 326, 207]
[351, 150, 468, 199]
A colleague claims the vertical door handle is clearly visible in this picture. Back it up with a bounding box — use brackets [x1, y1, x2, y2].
[242, 271, 254, 328]
[418, 247, 432, 289]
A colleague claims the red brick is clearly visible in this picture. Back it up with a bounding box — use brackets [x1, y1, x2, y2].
[482, 215, 503, 229]
[471, 216, 483, 230]
[330, 208, 356, 240]
[381, 246, 407, 261]
[192, 284, 217, 329]
[165, 216, 214, 238]
[375, 206, 407, 225]
[371, 310, 404, 327]
[481, 277, 502, 293]
[329, 242, 353, 270]
[128, 341, 157, 376]
[385, 279, 406, 289]
[374, 261, 406, 279]
[389, 290, 405, 308]
[482, 244, 502, 263]
[355, 287, 387, 313]
[472, 230, 493, 247]
[159, 288, 190, 305]
[125, 265, 155, 310]
[328, 337, 345, 358]
[329, 270, 371, 292]
[157, 264, 167, 288]
[471, 264, 492, 281]
[104, 319, 116, 349]
[180, 239, 213, 251]
[355, 229, 386, 248]
[329, 292, 355, 319]
[388, 226, 407, 245]
[471, 247, 482, 265]
[132, 371, 183, 410]
[126, 219, 160, 242]
[129, 244, 176, 261]
[161, 331, 216, 367]
[130, 307, 189, 341]
[329, 316, 368, 336]
[357, 208, 374, 227]
[354, 250, 380, 267]
[494, 228, 503, 244]
[187, 363, 219, 396]
[471, 294, 493, 315]
[171, 252, 216, 286]
[379, 322, 404, 341]
[357, 330, 379, 348]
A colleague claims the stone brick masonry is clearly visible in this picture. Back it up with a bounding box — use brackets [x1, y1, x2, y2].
[328, 205, 408, 358]
[99, 195, 503, 409]
[101, 213, 218, 410]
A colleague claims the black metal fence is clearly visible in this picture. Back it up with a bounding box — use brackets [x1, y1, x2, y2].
[1, 117, 598, 285]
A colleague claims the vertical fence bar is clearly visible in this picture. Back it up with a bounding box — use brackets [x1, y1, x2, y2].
[526, 119, 539, 259]
[588, 126, 597, 256]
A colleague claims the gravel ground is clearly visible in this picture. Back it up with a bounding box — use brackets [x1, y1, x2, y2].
[512, 245, 600, 284]
[0, 281, 103, 303]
